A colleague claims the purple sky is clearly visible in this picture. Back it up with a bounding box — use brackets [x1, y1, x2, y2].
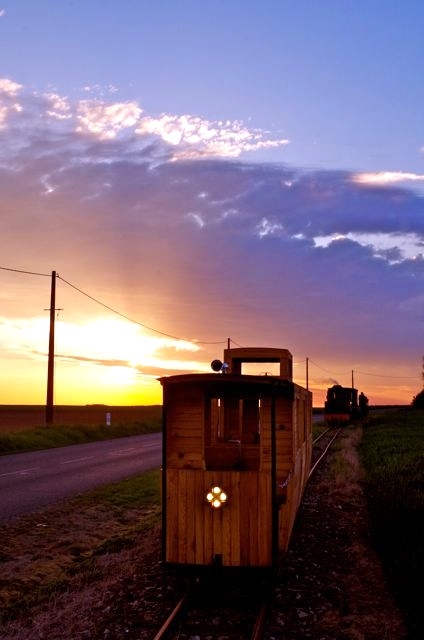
[1, 2, 423, 406]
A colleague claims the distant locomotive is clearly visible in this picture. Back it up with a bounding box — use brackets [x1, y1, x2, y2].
[324, 384, 368, 425]
[159, 347, 312, 571]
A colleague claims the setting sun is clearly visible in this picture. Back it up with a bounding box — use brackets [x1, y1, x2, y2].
[0, 312, 205, 405]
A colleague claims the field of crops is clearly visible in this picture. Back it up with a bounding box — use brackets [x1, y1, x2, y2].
[359, 409, 424, 639]
[0, 404, 162, 432]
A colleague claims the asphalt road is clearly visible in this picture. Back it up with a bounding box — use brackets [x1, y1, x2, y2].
[0, 432, 162, 523]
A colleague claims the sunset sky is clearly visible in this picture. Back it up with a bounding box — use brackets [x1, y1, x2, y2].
[1, 1, 424, 407]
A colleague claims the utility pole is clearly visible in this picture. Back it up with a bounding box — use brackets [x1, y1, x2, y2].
[46, 270, 57, 425]
[306, 357, 309, 390]
[422, 355, 424, 388]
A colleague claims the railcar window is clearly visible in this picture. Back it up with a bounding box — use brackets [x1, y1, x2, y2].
[242, 398, 261, 442]
[205, 396, 261, 470]
[208, 396, 261, 442]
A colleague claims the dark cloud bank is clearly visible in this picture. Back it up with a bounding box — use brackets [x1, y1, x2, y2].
[1, 87, 424, 399]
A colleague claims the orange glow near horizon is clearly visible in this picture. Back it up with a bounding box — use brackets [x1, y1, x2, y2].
[0, 315, 420, 407]
[0, 351, 418, 408]
[0, 315, 200, 406]
[0, 357, 163, 406]
[0, 372, 417, 408]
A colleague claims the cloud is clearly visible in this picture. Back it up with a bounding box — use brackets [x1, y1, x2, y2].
[1, 78, 424, 404]
[0, 314, 205, 381]
[314, 232, 424, 264]
[0, 79, 289, 161]
[0, 78, 23, 128]
[136, 113, 289, 159]
[0, 78, 22, 97]
[76, 100, 143, 139]
[352, 171, 424, 185]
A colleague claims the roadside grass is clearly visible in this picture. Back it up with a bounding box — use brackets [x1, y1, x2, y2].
[0, 470, 161, 626]
[0, 417, 161, 455]
[75, 466, 160, 510]
[359, 409, 424, 638]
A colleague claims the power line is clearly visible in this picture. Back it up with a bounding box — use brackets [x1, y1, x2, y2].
[57, 275, 226, 345]
[0, 264, 227, 345]
[0, 265, 50, 277]
[308, 358, 352, 376]
[354, 369, 418, 380]
[308, 359, 418, 381]
[1, 264, 422, 376]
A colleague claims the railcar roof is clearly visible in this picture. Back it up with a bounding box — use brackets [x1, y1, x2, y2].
[158, 372, 294, 388]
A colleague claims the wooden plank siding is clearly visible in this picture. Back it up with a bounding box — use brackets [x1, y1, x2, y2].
[165, 469, 273, 567]
[277, 387, 312, 552]
[166, 384, 204, 470]
[260, 396, 295, 501]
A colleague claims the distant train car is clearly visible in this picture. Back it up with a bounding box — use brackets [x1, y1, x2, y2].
[324, 384, 368, 425]
[159, 347, 312, 572]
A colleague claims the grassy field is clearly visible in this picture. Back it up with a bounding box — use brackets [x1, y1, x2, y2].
[0, 471, 162, 627]
[359, 408, 424, 639]
[0, 404, 162, 454]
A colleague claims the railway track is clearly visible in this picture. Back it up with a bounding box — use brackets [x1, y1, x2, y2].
[152, 428, 341, 640]
[310, 427, 341, 479]
[153, 574, 270, 639]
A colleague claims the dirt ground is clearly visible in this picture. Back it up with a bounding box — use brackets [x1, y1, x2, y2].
[264, 427, 410, 639]
[0, 426, 412, 639]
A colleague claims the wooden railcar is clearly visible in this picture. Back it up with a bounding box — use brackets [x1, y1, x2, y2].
[159, 347, 312, 571]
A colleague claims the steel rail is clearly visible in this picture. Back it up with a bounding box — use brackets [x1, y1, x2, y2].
[309, 428, 341, 480]
[251, 602, 270, 640]
[152, 595, 187, 640]
[312, 427, 332, 446]
[153, 590, 270, 639]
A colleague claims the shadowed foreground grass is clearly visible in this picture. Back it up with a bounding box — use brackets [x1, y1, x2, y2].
[359, 409, 424, 639]
[0, 470, 161, 626]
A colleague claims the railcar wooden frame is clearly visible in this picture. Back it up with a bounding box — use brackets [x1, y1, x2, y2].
[160, 348, 312, 571]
